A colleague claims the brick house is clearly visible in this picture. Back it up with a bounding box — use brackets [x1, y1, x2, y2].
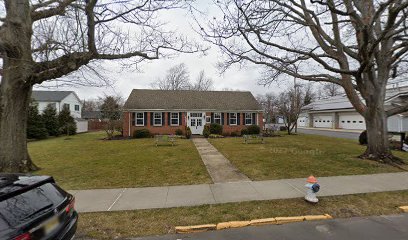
[122, 89, 263, 136]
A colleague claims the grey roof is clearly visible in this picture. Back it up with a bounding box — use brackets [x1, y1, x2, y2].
[124, 89, 262, 111]
[82, 111, 102, 119]
[31, 91, 73, 102]
[304, 86, 408, 112]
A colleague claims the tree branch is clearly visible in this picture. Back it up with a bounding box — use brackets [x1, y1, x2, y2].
[387, 102, 408, 117]
[31, 0, 76, 21]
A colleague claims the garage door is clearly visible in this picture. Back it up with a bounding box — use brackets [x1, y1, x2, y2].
[297, 117, 307, 127]
[313, 115, 332, 128]
[339, 114, 365, 130]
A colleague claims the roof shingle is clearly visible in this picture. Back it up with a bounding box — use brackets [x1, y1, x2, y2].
[31, 91, 73, 102]
[123, 89, 262, 111]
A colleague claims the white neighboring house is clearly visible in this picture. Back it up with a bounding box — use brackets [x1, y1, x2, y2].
[298, 86, 408, 132]
[31, 91, 88, 133]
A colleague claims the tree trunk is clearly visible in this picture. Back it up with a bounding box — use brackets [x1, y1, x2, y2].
[0, 0, 38, 172]
[0, 74, 38, 172]
[360, 101, 403, 164]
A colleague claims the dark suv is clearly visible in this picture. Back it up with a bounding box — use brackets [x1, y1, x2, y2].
[0, 174, 77, 240]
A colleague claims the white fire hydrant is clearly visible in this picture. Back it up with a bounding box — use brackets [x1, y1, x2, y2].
[305, 175, 320, 203]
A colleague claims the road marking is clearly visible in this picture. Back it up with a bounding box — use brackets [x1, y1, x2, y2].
[108, 188, 126, 211]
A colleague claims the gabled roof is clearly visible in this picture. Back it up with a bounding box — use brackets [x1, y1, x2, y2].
[304, 87, 408, 112]
[124, 89, 262, 111]
[31, 91, 75, 102]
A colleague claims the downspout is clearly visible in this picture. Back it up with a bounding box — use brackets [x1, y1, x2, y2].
[128, 112, 131, 137]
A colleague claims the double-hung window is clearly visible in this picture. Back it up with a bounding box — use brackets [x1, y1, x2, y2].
[245, 113, 252, 125]
[154, 112, 162, 126]
[171, 112, 179, 126]
[229, 113, 237, 125]
[135, 112, 144, 126]
[75, 105, 80, 111]
[214, 113, 222, 124]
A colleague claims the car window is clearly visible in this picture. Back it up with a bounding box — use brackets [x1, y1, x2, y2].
[0, 183, 66, 231]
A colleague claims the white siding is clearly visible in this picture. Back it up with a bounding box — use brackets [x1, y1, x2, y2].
[60, 93, 82, 118]
[75, 119, 88, 133]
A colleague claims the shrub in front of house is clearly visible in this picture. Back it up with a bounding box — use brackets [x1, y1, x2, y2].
[175, 129, 183, 136]
[247, 125, 261, 135]
[202, 125, 210, 138]
[209, 123, 223, 135]
[359, 130, 368, 145]
[185, 127, 192, 139]
[241, 128, 249, 135]
[133, 129, 151, 138]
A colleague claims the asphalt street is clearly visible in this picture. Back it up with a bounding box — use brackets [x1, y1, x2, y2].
[297, 128, 360, 140]
[132, 213, 408, 240]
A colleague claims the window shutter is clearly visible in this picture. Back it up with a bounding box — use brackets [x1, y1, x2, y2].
[144, 112, 147, 126]
[132, 113, 136, 126]
[168, 112, 171, 126]
[150, 112, 154, 125]
[237, 113, 240, 125]
[227, 113, 230, 125]
[162, 112, 165, 125]
[179, 112, 182, 126]
[221, 113, 224, 125]
[211, 113, 214, 123]
[252, 113, 256, 125]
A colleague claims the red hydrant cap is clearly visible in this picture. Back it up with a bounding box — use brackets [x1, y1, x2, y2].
[307, 175, 317, 183]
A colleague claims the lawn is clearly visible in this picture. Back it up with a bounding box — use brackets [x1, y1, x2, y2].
[28, 132, 211, 190]
[77, 190, 408, 239]
[209, 134, 407, 181]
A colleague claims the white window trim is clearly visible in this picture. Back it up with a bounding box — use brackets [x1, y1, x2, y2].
[153, 112, 162, 126]
[135, 112, 144, 126]
[245, 113, 252, 125]
[229, 112, 237, 125]
[214, 112, 222, 124]
[170, 112, 179, 126]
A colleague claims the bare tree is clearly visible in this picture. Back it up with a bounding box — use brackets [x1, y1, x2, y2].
[277, 87, 304, 135]
[0, 0, 202, 172]
[322, 83, 343, 97]
[191, 70, 213, 91]
[82, 98, 102, 112]
[198, 0, 408, 164]
[151, 63, 192, 90]
[256, 93, 277, 123]
[100, 95, 122, 140]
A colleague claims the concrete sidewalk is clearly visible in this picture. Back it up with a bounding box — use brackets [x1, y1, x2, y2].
[71, 172, 408, 213]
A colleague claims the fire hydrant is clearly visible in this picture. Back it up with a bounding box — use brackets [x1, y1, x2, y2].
[305, 175, 320, 203]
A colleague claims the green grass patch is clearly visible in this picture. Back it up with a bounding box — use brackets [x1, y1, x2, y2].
[209, 134, 407, 180]
[28, 132, 211, 189]
[77, 190, 408, 239]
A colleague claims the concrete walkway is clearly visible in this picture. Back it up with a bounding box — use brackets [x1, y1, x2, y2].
[192, 138, 250, 183]
[70, 172, 408, 213]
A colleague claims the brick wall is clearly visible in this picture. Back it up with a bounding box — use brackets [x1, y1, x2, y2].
[123, 111, 263, 137]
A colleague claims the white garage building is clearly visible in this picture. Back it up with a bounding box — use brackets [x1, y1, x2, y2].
[298, 87, 408, 132]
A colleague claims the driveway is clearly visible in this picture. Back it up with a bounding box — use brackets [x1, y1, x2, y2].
[132, 214, 408, 240]
[297, 128, 360, 140]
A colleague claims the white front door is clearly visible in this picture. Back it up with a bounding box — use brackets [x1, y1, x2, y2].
[188, 112, 205, 135]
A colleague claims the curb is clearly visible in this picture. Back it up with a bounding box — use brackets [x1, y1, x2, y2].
[398, 206, 408, 212]
[175, 214, 332, 234]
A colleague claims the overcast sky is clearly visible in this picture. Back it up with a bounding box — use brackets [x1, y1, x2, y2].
[4, 2, 406, 101]
[32, 1, 297, 101]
